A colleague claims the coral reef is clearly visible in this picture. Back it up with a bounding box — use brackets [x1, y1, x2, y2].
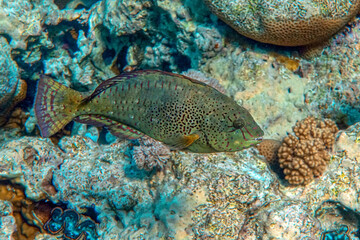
[316, 200, 360, 240]
[204, 0, 360, 46]
[132, 136, 171, 171]
[278, 117, 339, 185]
[3, 108, 29, 130]
[302, 18, 360, 126]
[53, 136, 199, 239]
[0, 37, 27, 126]
[1, 122, 360, 238]
[0, 137, 63, 200]
[2, 0, 360, 238]
[0, 182, 42, 239]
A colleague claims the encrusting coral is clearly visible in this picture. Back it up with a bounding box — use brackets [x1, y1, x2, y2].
[204, 0, 360, 46]
[277, 117, 339, 185]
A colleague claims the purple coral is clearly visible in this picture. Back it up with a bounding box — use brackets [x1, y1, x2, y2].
[132, 137, 171, 171]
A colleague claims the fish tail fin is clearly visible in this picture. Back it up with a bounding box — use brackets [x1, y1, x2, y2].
[34, 75, 84, 137]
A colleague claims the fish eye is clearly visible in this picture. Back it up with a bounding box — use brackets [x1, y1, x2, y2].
[233, 118, 245, 129]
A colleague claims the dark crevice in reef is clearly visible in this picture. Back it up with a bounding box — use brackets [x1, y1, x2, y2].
[0, 33, 12, 43]
[17, 78, 38, 112]
[11, 49, 42, 80]
[146, 5, 179, 40]
[174, 54, 191, 72]
[102, 48, 116, 66]
[54, 0, 100, 10]
[82, 205, 101, 224]
[45, 20, 89, 38]
[109, 46, 129, 72]
[45, 20, 89, 57]
[97, 9, 193, 72]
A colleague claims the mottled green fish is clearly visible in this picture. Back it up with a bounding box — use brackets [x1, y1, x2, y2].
[35, 70, 263, 153]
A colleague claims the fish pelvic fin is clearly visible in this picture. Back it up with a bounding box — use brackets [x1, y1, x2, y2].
[35, 75, 84, 138]
[167, 133, 200, 150]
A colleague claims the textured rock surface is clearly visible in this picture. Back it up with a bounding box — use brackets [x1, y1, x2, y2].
[204, 0, 360, 46]
[0, 127, 359, 239]
[1, 0, 360, 239]
[0, 137, 63, 200]
[0, 200, 16, 239]
[0, 37, 27, 126]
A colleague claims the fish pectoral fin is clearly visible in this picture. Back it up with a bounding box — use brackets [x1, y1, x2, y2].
[167, 133, 200, 150]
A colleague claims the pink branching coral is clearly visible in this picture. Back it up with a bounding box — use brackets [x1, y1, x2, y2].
[278, 117, 338, 185]
[132, 136, 171, 171]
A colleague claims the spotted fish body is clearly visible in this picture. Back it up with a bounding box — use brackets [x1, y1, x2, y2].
[35, 70, 263, 153]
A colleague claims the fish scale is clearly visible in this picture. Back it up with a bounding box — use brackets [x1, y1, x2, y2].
[35, 70, 263, 153]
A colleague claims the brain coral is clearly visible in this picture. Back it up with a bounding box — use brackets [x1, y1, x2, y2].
[204, 0, 360, 46]
[278, 117, 338, 185]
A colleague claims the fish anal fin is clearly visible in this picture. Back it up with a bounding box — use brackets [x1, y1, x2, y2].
[167, 133, 200, 150]
[75, 114, 144, 139]
[75, 115, 111, 127]
[108, 122, 144, 139]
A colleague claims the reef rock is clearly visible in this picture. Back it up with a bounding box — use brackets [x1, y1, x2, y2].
[0, 137, 63, 200]
[204, 0, 360, 46]
[0, 200, 16, 239]
[0, 37, 27, 126]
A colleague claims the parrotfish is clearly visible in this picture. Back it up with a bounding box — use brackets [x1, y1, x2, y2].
[35, 70, 263, 153]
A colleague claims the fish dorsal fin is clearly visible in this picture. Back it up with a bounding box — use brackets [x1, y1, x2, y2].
[74, 114, 144, 139]
[81, 72, 141, 103]
[81, 70, 210, 104]
[167, 133, 200, 150]
[155, 70, 209, 87]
